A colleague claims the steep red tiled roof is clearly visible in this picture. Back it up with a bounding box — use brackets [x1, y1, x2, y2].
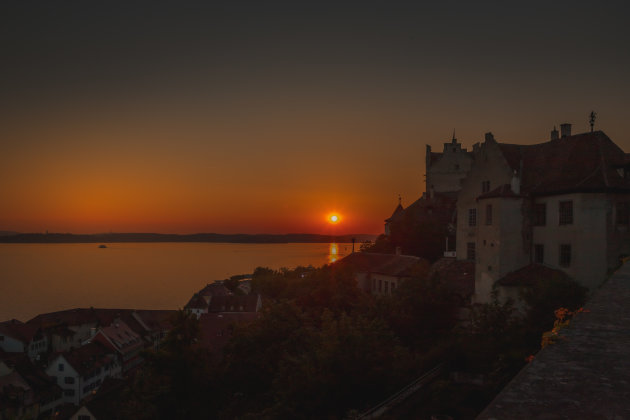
[208, 295, 260, 313]
[371, 255, 423, 277]
[27, 308, 134, 329]
[58, 342, 116, 377]
[198, 283, 231, 297]
[184, 294, 209, 310]
[335, 252, 425, 277]
[132, 310, 175, 332]
[429, 258, 475, 297]
[96, 321, 142, 354]
[498, 131, 630, 196]
[496, 263, 569, 287]
[0, 319, 42, 343]
[334, 252, 401, 273]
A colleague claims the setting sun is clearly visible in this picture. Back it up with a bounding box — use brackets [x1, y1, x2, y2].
[329, 214, 339, 223]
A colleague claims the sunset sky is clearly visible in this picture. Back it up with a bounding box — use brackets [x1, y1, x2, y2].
[1, 1, 629, 235]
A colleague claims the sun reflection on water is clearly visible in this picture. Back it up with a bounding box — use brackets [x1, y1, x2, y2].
[329, 243, 339, 263]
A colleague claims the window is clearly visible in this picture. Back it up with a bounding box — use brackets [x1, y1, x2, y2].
[378, 280, 382, 292]
[533, 203, 546, 226]
[468, 209, 477, 226]
[559, 201, 573, 225]
[64, 377, 75, 384]
[63, 389, 75, 397]
[482, 181, 490, 193]
[466, 242, 476, 261]
[391, 282, 396, 292]
[58, 363, 64, 372]
[617, 202, 629, 225]
[534, 244, 544, 264]
[559, 244, 571, 267]
[78, 415, 91, 420]
[485, 204, 493, 225]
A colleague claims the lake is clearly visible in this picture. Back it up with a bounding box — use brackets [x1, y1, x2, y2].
[0, 242, 354, 322]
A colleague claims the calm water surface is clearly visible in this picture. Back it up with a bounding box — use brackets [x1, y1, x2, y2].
[0, 242, 353, 322]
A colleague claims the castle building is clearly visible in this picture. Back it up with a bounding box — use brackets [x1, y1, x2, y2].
[385, 133, 472, 248]
[455, 125, 630, 302]
[425, 132, 474, 195]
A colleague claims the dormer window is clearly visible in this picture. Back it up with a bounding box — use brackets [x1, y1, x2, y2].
[482, 181, 490, 193]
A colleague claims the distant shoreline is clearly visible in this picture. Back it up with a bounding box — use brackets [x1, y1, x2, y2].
[0, 232, 376, 244]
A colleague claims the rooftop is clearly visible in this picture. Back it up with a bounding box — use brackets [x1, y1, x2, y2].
[497, 131, 630, 196]
[335, 252, 424, 277]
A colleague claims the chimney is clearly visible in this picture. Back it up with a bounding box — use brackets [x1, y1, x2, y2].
[395, 246, 402, 256]
[484, 132, 495, 143]
[429, 185, 435, 200]
[560, 123, 571, 138]
[550, 126, 559, 141]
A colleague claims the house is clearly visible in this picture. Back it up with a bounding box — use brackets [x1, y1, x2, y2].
[27, 308, 135, 353]
[91, 320, 143, 374]
[207, 295, 262, 313]
[0, 319, 47, 361]
[335, 251, 427, 295]
[26, 308, 175, 354]
[45, 342, 120, 406]
[384, 133, 469, 256]
[184, 293, 211, 318]
[126, 310, 176, 351]
[0, 355, 63, 419]
[197, 282, 231, 299]
[185, 282, 233, 318]
[69, 377, 128, 420]
[454, 126, 630, 303]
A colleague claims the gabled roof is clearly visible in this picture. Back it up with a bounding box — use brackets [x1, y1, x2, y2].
[96, 321, 142, 353]
[55, 342, 116, 377]
[496, 263, 569, 287]
[335, 252, 424, 277]
[497, 131, 630, 196]
[385, 203, 404, 222]
[8, 356, 62, 404]
[132, 310, 175, 332]
[208, 295, 261, 313]
[27, 308, 134, 329]
[389, 193, 457, 225]
[429, 258, 475, 297]
[0, 319, 42, 343]
[198, 283, 231, 297]
[185, 294, 209, 310]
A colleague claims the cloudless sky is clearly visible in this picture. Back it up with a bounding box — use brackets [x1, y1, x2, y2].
[1, 1, 629, 234]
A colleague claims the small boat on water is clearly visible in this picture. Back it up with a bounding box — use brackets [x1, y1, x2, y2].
[98, 244, 107, 248]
